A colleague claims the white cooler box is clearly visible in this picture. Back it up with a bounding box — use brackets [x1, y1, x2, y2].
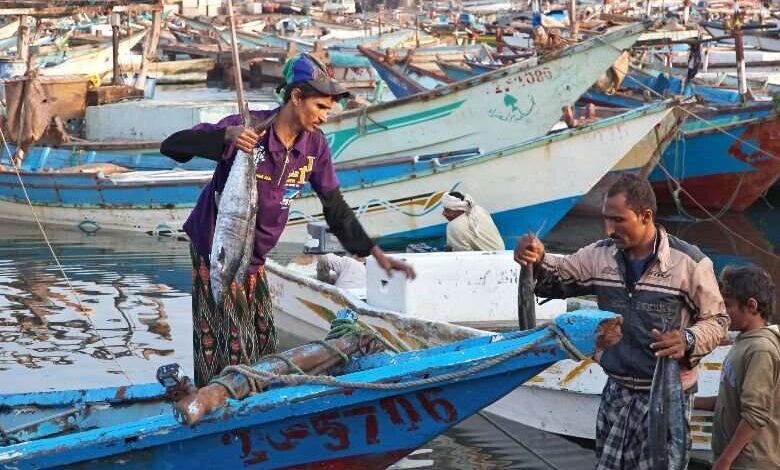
[366, 251, 567, 324]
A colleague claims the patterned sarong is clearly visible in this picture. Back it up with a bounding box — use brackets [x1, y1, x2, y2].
[190, 244, 277, 387]
[595, 378, 693, 470]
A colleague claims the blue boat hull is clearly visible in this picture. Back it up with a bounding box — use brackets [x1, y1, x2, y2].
[0, 311, 620, 469]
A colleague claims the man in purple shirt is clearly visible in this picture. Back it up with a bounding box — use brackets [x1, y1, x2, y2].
[161, 54, 415, 386]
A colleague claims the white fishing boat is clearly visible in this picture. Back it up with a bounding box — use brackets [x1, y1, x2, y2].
[280, 102, 680, 245]
[39, 29, 147, 77]
[0, 165, 210, 234]
[320, 23, 648, 163]
[264, 251, 722, 462]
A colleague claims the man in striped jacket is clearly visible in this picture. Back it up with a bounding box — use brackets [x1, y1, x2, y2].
[514, 174, 729, 470]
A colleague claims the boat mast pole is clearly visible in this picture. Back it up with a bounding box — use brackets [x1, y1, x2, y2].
[226, 0, 250, 126]
[733, 1, 748, 102]
[111, 12, 121, 85]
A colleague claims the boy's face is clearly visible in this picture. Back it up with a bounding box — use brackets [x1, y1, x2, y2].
[724, 295, 756, 331]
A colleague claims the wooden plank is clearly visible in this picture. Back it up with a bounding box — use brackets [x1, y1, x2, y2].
[134, 9, 162, 90]
[86, 85, 144, 106]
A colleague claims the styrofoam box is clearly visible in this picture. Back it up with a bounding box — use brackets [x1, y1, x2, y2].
[206, 4, 220, 16]
[366, 251, 567, 324]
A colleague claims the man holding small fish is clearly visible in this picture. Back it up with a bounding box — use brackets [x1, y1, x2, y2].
[161, 54, 415, 387]
[513, 174, 729, 470]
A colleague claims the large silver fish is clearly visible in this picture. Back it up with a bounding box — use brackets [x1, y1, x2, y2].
[209, 117, 273, 305]
[648, 320, 686, 470]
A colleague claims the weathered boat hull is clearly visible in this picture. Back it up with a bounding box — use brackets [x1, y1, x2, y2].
[703, 23, 780, 52]
[0, 169, 209, 233]
[323, 23, 647, 162]
[0, 311, 617, 469]
[263, 257, 725, 460]
[649, 106, 780, 211]
[283, 102, 677, 247]
[570, 105, 682, 214]
[39, 30, 147, 77]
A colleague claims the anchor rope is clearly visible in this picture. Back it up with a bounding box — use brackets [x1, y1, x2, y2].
[213, 323, 588, 398]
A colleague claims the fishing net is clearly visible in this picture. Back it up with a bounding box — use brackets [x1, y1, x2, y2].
[190, 244, 277, 387]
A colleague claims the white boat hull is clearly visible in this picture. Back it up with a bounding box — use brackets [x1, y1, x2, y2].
[281, 104, 677, 245]
[322, 24, 646, 163]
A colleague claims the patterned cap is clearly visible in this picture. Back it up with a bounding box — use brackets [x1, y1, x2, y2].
[279, 53, 351, 99]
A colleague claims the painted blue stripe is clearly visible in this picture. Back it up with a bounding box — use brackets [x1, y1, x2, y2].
[0, 173, 205, 207]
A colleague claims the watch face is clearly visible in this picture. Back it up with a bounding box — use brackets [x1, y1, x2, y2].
[685, 330, 695, 350]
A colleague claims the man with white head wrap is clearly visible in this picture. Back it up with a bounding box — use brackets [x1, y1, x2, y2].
[441, 191, 505, 252]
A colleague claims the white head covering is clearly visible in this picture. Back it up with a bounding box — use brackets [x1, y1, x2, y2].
[442, 192, 473, 211]
[442, 192, 481, 236]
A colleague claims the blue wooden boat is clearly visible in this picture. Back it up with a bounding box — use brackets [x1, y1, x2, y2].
[577, 68, 780, 211]
[0, 165, 210, 234]
[359, 45, 450, 99]
[2, 143, 215, 172]
[0, 310, 620, 469]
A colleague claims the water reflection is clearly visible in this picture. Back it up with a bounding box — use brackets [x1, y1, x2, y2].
[0, 225, 193, 392]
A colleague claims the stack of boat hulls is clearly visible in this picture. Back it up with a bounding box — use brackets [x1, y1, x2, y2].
[0, 0, 778, 467]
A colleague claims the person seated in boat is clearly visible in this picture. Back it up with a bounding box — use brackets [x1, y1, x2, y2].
[441, 191, 504, 252]
[316, 253, 366, 290]
[160, 53, 415, 387]
[696, 265, 779, 470]
[288, 253, 366, 290]
[513, 174, 729, 470]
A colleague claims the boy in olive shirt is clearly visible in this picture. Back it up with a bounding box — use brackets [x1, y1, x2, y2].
[699, 265, 779, 470]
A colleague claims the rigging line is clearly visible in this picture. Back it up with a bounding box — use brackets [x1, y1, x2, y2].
[0, 128, 134, 385]
[655, 161, 779, 260]
[595, 37, 780, 163]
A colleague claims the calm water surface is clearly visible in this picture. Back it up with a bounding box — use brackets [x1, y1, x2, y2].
[0, 188, 775, 468]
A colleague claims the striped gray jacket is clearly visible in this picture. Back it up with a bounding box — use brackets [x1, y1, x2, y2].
[536, 226, 729, 390]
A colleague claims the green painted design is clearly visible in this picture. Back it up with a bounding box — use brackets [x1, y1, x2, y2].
[326, 100, 466, 159]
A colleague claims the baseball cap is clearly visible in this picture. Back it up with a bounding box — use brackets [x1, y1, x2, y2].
[278, 53, 351, 99]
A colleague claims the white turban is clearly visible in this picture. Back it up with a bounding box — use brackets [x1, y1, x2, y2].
[442, 192, 482, 236]
[442, 192, 474, 212]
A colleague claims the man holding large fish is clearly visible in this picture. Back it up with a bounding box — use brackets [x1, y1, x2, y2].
[161, 54, 414, 387]
[514, 174, 729, 469]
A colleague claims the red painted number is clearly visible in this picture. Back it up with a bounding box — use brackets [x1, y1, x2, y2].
[343, 405, 379, 445]
[310, 412, 350, 451]
[417, 388, 458, 423]
[266, 423, 310, 451]
[380, 396, 422, 431]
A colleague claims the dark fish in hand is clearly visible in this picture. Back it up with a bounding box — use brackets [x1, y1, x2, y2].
[648, 325, 686, 470]
[517, 258, 536, 330]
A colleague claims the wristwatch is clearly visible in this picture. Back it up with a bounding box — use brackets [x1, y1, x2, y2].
[683, 329, 696, 355]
